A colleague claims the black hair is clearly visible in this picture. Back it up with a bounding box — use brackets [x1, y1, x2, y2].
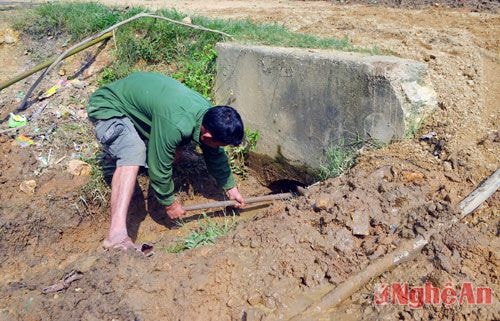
[202, 105, 244, 146]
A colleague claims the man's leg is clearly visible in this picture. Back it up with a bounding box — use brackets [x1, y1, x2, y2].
[93, 117, 147, 250]
[106, 165, 140, 246]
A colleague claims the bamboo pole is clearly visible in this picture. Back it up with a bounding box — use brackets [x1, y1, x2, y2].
[289, 168, 500, 320]
[0, 32, 113, 91]
[8, 12, 233, 112]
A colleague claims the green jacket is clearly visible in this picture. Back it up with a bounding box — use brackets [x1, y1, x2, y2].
[87, 72, 235, 205]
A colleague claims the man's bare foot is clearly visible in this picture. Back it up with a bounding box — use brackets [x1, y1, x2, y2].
[102, 236, 154, 256]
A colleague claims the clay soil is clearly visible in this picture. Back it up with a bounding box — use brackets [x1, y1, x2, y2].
[0, 1, 499, 321]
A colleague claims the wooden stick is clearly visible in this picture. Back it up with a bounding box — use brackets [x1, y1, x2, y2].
[458, 168, 500, 218]
[290, 168, 499, 320]
[0, 125, 25, 135]
[184, 192, 294, 212]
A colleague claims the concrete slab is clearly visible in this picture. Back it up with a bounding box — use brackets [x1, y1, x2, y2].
[215, 43, 436, 167]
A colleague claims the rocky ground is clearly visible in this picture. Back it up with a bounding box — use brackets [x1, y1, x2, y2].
[0, 1, 498, 321]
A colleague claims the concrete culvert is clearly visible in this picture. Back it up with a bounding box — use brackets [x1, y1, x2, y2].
[215, 43, 437, 168]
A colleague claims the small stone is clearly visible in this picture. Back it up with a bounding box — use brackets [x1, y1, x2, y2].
[436, 252, 454, 273]
[369, 166, 393, 181]
[1, 28, 19, 44]
[4, 34, 16, 44]
[444, 172, 460, 182]
[362, 238, 377, 255]
[250, 238, 260, 248]
[312, 193, 335, 212]
[368, 246, 385, 261]
[67, 159, 92, 176]
[402, 171, 425, 185]
[19, 180, 36, 194]
[460, 266, 477, 279]
[182, 16, 192, 24]
[247, 293, 262, 306]
[76, 110, 87, 119]
[426, 270, 448, 288]
[58, 68, 66, 76]
[70, 79, 86, 89]
[264, 296, 277, 309]
[333, 228, 355, 253]
[313, 195, 332, 211]
[351, 210, 370, 236]
[443, 161, 452, 172]
[77, 255, 97, 273]
[447, 155, 458, 169]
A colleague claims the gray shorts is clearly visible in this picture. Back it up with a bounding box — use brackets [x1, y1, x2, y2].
[94, 117, 147, 167]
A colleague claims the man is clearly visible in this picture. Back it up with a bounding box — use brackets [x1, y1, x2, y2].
[87, 72, 246, 252]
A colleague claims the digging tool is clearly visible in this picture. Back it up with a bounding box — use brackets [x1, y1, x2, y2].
[183, 186, 309, 212]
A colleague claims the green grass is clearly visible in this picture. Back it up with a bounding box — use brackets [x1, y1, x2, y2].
[16, 2, 119, 40]
[15, 2, 383, 100]
[167, 214, 237, 253]
[318, 143, 357, 180]
[318, 134, 393, 180]
[225, 129, 260, 177]
[80, 154, 110, 208]
[404, 102, 426, 139]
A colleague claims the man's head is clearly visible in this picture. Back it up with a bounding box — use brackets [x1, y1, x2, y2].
[200, 105, 244, 148]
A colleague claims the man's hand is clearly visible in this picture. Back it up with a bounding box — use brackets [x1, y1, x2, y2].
[226, 187, 246, 208]
[165, 200, 186, 219]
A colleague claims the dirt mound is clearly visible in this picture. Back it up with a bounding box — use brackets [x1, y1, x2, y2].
[0, 160, 461, 320]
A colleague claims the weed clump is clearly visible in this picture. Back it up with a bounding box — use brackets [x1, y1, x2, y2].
[167, 214, 237, 253]
[17, 2, 119, 40]
[80, 154, 110, 209]
[225, 129, 260, 177]
[319, 143, 357, 180]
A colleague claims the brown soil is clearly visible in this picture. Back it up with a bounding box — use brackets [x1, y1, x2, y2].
[0, 1, 499, 321]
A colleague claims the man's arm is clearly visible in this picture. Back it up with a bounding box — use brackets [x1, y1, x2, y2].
[201, 145, 245, 207]
[147, 116, 186, 218]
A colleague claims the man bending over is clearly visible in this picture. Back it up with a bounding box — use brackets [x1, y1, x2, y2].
[87, 72, 245, 252]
